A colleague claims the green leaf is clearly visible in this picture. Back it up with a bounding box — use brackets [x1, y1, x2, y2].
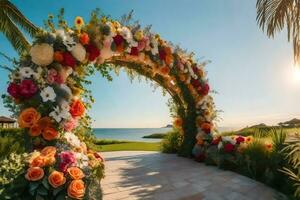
[37, 185, 48, 196]
[53, 186, 64, 196]
[56, 193, 66, 200]
[42, 177, 49, 190]
[29, 182, 40, 194]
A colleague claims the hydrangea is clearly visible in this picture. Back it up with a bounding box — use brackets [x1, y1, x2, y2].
[30, 43, 54, 66]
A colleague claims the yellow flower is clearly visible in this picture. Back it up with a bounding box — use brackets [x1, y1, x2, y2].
[74, 16, 84, 29]
[134, 30, 144, 41]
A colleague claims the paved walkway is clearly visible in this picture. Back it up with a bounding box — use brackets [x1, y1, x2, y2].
[101, 151, 282, 200]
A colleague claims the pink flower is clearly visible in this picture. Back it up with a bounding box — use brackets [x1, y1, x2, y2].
[137, 37, 148, 51]
[60, 151, 76, 165]
[64, 118, 78, 132]
[19, 79, 38, 98]
[7, 82, 20, 98]
[47, 69, 65, 85]
[59, 162, 69, 173]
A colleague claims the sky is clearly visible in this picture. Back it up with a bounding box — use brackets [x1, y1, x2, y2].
[0, 0, 300, 128]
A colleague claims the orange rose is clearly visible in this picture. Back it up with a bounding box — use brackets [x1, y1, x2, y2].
[79, 33, 90, 45]
[42, 127, 59, 141]
[48, 170, 66, 188]
[18, 108, 41, 128]
[41, 146, 57, 157]
[173, 118, 183, 128]
[69, 99, 85, 117]
[67, 167, 85, 180]
[44, 156, 56, 166]
[38, 117, 53, 130]
[67, 180, 85, 199]
[159, 66, 170, 76]
[25, 167, 44, 181]
[53, 51, 64, 62]
[29, 123, 42, 136]
[30, 156, 45, 167]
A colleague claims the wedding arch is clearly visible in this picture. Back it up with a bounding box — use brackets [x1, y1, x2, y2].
[4, 10, 216, 199]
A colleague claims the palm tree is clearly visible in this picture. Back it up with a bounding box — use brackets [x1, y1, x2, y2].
[0, 0, 39, 54]
[256, 0, 300, 63]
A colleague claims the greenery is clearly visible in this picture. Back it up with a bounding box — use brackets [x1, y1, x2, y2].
[161, 130, 183, 153]
[0, 128, 25, 158]
[142, 133, 166, 139]
[256, 0, 300, 63]
[0, 0, 38, 53]
[92, 141, 161, 152]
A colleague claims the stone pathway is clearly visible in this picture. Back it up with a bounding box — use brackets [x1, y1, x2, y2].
[101, 151, 282, 200]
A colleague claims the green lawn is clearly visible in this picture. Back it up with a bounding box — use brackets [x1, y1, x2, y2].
[94, 142, 161, 152]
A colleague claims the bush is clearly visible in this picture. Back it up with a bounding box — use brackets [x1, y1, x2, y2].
[0, 128, 25, 158]
[161, 130, 183, 153]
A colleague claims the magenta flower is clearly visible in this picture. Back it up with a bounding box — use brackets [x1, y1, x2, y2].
[7, 82, 20, 98]
[19, 79, 38, 98]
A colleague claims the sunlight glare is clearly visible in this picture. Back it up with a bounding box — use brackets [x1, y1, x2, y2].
[293, 63, 300, 82]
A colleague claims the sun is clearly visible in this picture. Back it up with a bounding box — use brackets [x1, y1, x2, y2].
[293, 63, 300, 81]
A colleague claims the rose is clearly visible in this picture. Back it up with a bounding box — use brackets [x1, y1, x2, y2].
[25, 167, 44, 181]
[224, 143, 235, 153]
[130, 47, 139, 56]
[29, 123, 42, 136]
[67, 167, 85, 180]
[235, 136, 245, 144]
[71, 43, 86, 62]
[48, 171, 66, 188]
[62, 52, 76, 68]
[60, 151, 76, 165]
[113, 34, 125, 46]
[30, 156, 45, 167]
[201, 122, 212, 134]
[7, 82, 20, 98]
[67, 180, 85, 199]
[79, 33, 89, 45]
[18, 108, 41, 128]
[200, 83, 210, 96]
[69, 99, 85, 117]
[85, 44, 100, 61]
[37, 117, 53, 130]
[53, 51, 64, 62]
[64, 118, 78, 132]
[159, 66, 170, 76]
[19, 79, 38, 98]
[42, 127, 59, 141]
[41, 146, 56, 157]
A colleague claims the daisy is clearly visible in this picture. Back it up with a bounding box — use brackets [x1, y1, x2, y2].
[20, 67, 35, 79]
[40, 86, 56, 102]
[49, 106, 62, 122]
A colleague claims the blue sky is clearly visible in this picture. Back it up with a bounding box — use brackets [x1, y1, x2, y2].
[0, 0, 299, 128]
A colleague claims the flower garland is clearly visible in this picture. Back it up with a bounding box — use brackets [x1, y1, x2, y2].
[4, 10, 216, 199]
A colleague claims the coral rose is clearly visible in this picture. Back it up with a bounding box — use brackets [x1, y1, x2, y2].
[48, 170, 66, 188]
[67, 167, 85, 180]
[29, 123, 42, 136]
[69, 99, 85, 117]
[79, 33, 89, 45]
[38, 117, 53, 130]
[67, 180, 85, 199]
[42, 127, 59, 141]
[25, 167, 44, 181]
[30, 155, 45, 167]
[18, 108, 41, 128]
[41, 146, 57, 157]
[159, 66, 170, 76]
[53, 51, 64, 62]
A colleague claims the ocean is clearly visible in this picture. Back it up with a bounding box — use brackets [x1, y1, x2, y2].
[92, 127, 237, 142]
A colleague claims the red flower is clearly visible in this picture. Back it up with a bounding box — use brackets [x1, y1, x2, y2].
[192, 65, 198, 73]
[201, 83, 210, 96]
[130, 47, 139, 56]
[191, 79, 201, 88]
[69, 99, 85, 117]
[7, 82, 20, 98]
[113, 35, 125, 46]
[211, 137, 221, 145]
[19, 79, 38, 98]
[159, 48, 167, 61]
[236, 136, 245, 144]
[85, 44, 100, 61]
[62, 52, 76, 68]
[224, 143, 235, 153]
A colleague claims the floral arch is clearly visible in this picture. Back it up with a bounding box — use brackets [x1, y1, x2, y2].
[4, 11, 216, 199]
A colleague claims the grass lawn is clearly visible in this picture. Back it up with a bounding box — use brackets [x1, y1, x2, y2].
[94, 141, 161, 152]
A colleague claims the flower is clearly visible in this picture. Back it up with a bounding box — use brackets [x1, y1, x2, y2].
[19, 79, 38, 98]
[85, 44, 100, 61]
[201, 122, 212, 134]
[67, 180, 85, 199]
[37, 117, 53, 130]
[71, 43, 86, 62]
[235, 136, 245, 144]
[20, 67, 35, 79]
[200, 83, 210, 96]
[134, 30, 144, 41]
[63, 35, 77, 51]
[173, 118, 183, 128]
[150, 36, 159, 55]
[53, 51, 64, 62]
[42, 127, 59, 141]
[30, 43, 54, 66]
[48, 171, 66, 188]
[130, 47, 139, 56]
[64, 118, 78, 132]
[50, 106, 63, 122]
[40, 86, 56, 102]
[113, 34, 125, 46]
[62, 52, 76, 68]
[18, 108, 41, 128]
[30, 155, 45, 167]
[246, 136, 253, 143]
[7, 82, 20, 98]
[41, 146, 56, 157]
[224, 143, 235, 153]
[64, 132, 81, 147]
[159, 66, 170, 76]
[29, 123, 42, 136]
[25, 167, 44, 181]
[67, 167, 85, 180]
[69, 99, 85, 117]
[75, 16, 84, 29]
[265, 143, 273, 151]
[60, 151, 76, 165]
[80, 33, 90, 45]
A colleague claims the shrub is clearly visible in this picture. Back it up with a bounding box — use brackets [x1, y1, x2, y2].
[0, 128, 25, 158]
[161, 130, 183, 153]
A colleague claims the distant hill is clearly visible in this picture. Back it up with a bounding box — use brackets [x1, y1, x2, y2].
[162, 124, 173, 128]
[278, 118, 300, 128]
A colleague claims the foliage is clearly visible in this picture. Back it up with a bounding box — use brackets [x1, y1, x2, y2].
[142, 133, 166, 139]
[161, 130, 183, 153]
[92, 141, 161, 152]
[256, 0, 300, 63]
[0, 0, 38, 53]
[0, 128, 25, 158]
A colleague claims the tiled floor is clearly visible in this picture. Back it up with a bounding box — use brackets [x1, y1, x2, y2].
[101, 151, 283, 200]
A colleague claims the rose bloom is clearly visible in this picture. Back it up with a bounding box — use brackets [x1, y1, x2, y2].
[30, 155, 45, 167]
[64, 117, 78, 132]
[48, 170, 66, 188]
[224, 143, 235, 153]
[67, 167, 85, 180]
[37, 117, 53, 130]
[80, 33, 89, 45]
[60, 151, 76, 165]
[235, 136, 245, 144]
[53, 51, 64, 62]
[29, 123, 42, 136]
[7, 82, 20, 98]
[42, 127, 59, 141]
[18, 107, 41, 128]
[41, 146, 57, 157]
[25, 167, 44, 181]
[62, 52, 76, 68]
[159, 66, 170, 76]
[68, 180, 85, 199]
[19, 79, 38, 98]
[69, 99, 85, 117]
[85, 44, 100, 61]
[44, 156, 56, 166]
[173, 118, 183, 128]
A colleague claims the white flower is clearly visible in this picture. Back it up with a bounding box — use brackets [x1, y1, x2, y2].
[150, 36, 159, 55]
[30, 43, 54, 66]
[63, 35, 76, 51]
[118, 26, 132, 42]
[71, 43, 86, 62]
[49, 106, 62, 122]
[20, 67, 35, 79]
[10, 70, 21, 80]
[64, 132, 81, 148]
[40, 86, 56, 102]
[218, 142, 223, 149]
[222, 136, 237, 145]
[60, 100, 70, 112]
[75, 152, 89, 168]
